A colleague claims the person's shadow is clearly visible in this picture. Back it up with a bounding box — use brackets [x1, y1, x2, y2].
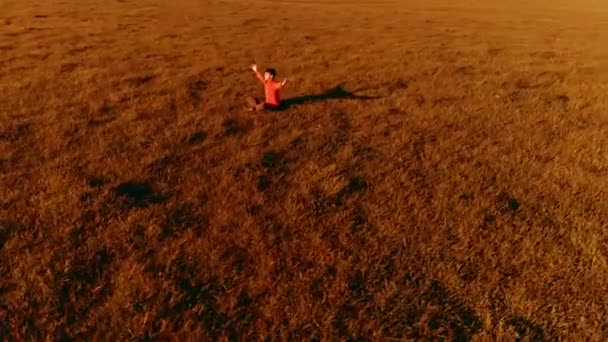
[281, 84, 380, 109]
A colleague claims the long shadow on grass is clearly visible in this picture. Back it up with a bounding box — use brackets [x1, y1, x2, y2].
[282, 84, 380, 109]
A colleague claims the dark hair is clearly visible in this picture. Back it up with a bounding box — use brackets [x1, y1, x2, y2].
[265, 68, 276, 78]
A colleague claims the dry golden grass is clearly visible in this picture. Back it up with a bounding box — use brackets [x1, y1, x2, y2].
[2, 0, 608, 339]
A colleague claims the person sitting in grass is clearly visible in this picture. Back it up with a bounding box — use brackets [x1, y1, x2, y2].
[246, 64, 287, 112]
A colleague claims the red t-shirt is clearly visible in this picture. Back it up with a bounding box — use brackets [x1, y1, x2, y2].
[256, 72, 282, 106]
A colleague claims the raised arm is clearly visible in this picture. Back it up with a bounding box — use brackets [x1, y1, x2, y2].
[275, 79, 287, 89]
[251, 64, 264, 82]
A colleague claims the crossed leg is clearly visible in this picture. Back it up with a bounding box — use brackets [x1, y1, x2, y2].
[246, 96, 266, 112]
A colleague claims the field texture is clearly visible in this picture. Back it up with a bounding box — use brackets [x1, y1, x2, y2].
[2, 0, 608, 339]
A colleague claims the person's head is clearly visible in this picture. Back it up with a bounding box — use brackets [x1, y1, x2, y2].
[264, 68, 276, 81]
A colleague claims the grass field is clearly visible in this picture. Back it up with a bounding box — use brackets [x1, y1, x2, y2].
[2, 0, 608, 339]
